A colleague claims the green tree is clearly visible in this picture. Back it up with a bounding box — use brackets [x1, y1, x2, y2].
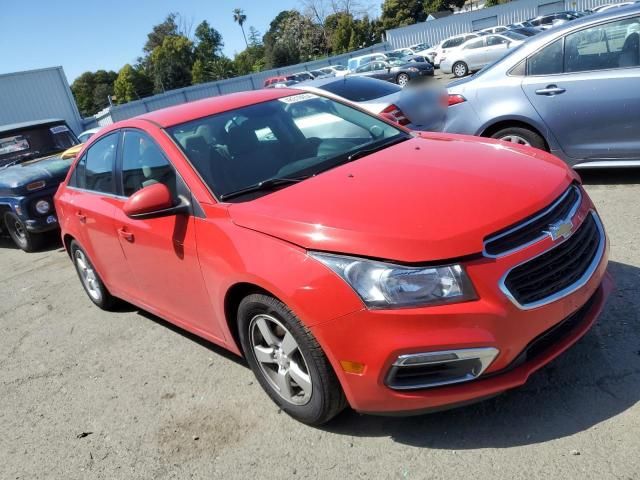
[380, 0, 427, 30]
[150, 35, 194, 92]
[483, 0, 500, 7]
[194, 20, 224, 62]
[113, 64, 153, 104]
[70, 70, 117, 116]
[144, 13, 179, 53]
[234, 43, 266, 74]
[233, 8, 248, 47]
[263, 10, 326, 68]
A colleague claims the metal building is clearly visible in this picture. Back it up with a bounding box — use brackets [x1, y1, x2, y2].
[0, 66, 83, 134]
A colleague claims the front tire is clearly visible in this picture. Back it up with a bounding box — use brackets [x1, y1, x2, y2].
[452, 61, 469, 78]
[70, 240, 118, 310]
[3, 212, 44, 252]
[238, 293, 346, 425]
[490, 127, 547, 150]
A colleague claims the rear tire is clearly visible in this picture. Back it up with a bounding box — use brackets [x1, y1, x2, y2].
[3, 212, 44, 252]
[490, 127, 547, 150]
[452, 61, 469, 78]
[238, 293, 347, 425]
[69, 240, 118, 310]
[396, 73, 410, 87]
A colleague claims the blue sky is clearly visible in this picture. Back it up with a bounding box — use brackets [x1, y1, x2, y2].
[1, 0, 377, 83]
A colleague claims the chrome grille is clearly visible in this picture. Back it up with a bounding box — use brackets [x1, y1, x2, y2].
[484, 185, 581, 257]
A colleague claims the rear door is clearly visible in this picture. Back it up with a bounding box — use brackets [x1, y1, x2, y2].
[521, 14, 640, 161]
[460, 38, 487, 69]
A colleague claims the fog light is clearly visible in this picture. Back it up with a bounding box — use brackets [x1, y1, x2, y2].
[35, 200, 50, 214]
[386, 347, 499, 390]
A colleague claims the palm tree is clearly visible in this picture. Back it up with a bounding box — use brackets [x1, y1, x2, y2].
[233, 8, 248, 48]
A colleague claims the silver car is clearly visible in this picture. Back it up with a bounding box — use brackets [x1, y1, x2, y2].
[440, 32, 527, 77]
[444, 5, 640, 168]
[290, 76, 446, 131]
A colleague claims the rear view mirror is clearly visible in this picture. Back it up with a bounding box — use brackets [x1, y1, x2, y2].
[123, 183, 190, 219]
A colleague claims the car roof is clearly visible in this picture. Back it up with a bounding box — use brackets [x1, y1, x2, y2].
[136, 89, 297, 128]
[0, 118, 66, 135]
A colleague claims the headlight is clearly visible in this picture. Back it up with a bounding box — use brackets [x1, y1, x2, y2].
[406, 67, 419, 72]
[309, 252, 476, 309]
[35, 200, 50, 214]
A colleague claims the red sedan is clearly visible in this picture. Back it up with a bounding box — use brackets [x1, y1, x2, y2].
[54, 89, 612, 425]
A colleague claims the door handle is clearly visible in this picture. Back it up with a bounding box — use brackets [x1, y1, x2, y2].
[75, 212, 86, 223]
[117, 228, 134, 242]
[535, 85, 566, 96]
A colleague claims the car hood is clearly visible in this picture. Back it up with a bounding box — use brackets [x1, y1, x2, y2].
[0, 154, 71, 196]
[228, 134, 576, 262]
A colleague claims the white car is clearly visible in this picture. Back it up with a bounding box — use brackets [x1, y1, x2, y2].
[77, 127, 100, 143]
[478, 25, 509, 34]
[431, 33, 481, 66]
[290, 76, 447, 132]
[317, 65, 348, 77]
[440, 32, 527, 77]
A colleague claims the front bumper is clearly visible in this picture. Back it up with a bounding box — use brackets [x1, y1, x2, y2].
[311, 198, 611, 414]
[24, 214, 59, 233]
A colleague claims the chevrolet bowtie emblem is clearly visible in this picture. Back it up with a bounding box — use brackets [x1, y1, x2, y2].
[545, 218, 574, 241]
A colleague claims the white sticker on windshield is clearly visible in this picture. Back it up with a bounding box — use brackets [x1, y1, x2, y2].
[50, 125, 69, 134]
[278, 93, 318, 104]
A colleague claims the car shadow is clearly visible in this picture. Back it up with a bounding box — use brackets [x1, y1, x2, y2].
[0, 231, 63, 252]
[579, 167, 640, 185]
[322, 260, 639, 448]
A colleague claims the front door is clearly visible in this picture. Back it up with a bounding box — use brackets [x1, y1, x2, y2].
[112, 129, 218, 338]
[521, 15, 640, 161]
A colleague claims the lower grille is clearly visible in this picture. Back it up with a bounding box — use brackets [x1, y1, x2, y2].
[502, 212, 603, 309]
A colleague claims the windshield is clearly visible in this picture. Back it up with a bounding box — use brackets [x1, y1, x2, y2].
[167, 93, 406, 201]
[502, 31, 527, 40]
[0, 123, 78, 167]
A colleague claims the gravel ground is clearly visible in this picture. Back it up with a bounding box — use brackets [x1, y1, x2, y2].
[1, 169, 639, 480]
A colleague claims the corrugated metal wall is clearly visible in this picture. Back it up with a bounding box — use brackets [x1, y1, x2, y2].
[83, 43, 393, 128]
[0, 67, 84, 134]
[385, 0, 616, 48]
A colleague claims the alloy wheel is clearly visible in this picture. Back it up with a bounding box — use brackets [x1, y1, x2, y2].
[397, 73, 409, 87]
[500, 134, 532, 146]
[453, 63, 467, 77]
[74, 249, 102, 302]
[249, 314, 313, 405]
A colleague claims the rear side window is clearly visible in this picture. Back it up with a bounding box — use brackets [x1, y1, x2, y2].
[320, 77, 401, 102]
[465, 39, 485, 49]
[527, 38, 564, 75]
[121, 130, 176, 197]
[70, 133, 117, 193]
[564, 16, 640, 72]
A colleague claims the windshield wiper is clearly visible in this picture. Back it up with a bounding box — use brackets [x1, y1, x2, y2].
[0, 151, 42, 169]
[346, 135, 409, 162]
[219, 176, 310, 201]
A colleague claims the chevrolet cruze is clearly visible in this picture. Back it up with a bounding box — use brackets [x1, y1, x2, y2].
[54, 89, 612, 425]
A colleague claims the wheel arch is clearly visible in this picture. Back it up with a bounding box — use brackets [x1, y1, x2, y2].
[480, 119, 551, 151]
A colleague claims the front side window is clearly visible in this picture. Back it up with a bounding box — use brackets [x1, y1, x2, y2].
[564, 16, 640, 72]
[121, 130, 176, 197]
[527, 38, 564, 75]
[167, 94, 405, 200]
[72, 133, 117, 193]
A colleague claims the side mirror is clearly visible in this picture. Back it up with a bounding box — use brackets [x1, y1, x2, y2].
[123, 182, 190, 219]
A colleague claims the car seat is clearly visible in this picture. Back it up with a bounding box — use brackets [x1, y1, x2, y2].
[619, 32, 640, 67]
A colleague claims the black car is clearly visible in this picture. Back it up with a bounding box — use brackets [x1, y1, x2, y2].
[0, 119, 79, 251]
[527, 10, 586, 29]
[351, 59, 434, 87]
[507, 26, 544, 36]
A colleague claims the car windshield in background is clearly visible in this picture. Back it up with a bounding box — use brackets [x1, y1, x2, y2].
[502, 31, 528, 40]
[0, 124, 78, 167]
[313, 77, 401, 102]
[167, 93, 406, 200]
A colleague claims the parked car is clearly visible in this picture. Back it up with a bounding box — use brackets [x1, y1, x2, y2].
[61, 127, 100, 159]
[0, 119, 79, 251]
[507, 21, 536, 28]
[290, 76, 446, 131]
[347, 53, 388, 72]
[432, 33, 481, 66]
[263, 76, 288, 88]
[409, 42, 431, 51]
[478, 25, 509, 34]
[444, 5, 640, 168]
[440, 32, 527, 77]
[318, 65, 348, 77]
[528, 11, 585, 30]
[392, 47, 417, 57]
[508, 26, 545, 36]
[350, 58, 434, 86]
[55, 87, 611, 425]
